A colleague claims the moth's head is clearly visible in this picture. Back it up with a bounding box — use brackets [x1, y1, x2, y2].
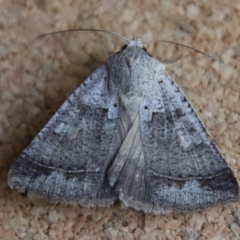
[116, 38, 151, 56]
[128, 38, 143, 48]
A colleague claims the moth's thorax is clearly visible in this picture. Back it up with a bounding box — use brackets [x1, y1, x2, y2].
[108, 42, 164, 96]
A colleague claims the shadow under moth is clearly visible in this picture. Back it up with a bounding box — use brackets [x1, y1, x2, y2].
[8, 33, 239, 214]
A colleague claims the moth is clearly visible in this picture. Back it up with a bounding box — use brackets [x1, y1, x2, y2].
[8, 34, 239, 214]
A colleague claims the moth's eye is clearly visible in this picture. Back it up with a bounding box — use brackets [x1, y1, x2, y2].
[121, 45, 128, 51]
[142, 47, 153, 57]
[115, 44, 128, 54]
[143, 47, 148, 52]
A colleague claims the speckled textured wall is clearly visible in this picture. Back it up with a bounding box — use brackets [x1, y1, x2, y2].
[0, 1, 240, 239]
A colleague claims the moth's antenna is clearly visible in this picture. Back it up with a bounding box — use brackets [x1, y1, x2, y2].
[38, 29, 129, 43]
[143, 39, 230, 67]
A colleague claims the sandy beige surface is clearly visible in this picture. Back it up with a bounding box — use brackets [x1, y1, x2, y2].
[0, 0, 240, 239]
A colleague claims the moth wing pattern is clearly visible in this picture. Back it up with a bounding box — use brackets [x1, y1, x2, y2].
[8, 65, 119, 207]
[108, 69, 239, 214]
[142, 71, 239, 213]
